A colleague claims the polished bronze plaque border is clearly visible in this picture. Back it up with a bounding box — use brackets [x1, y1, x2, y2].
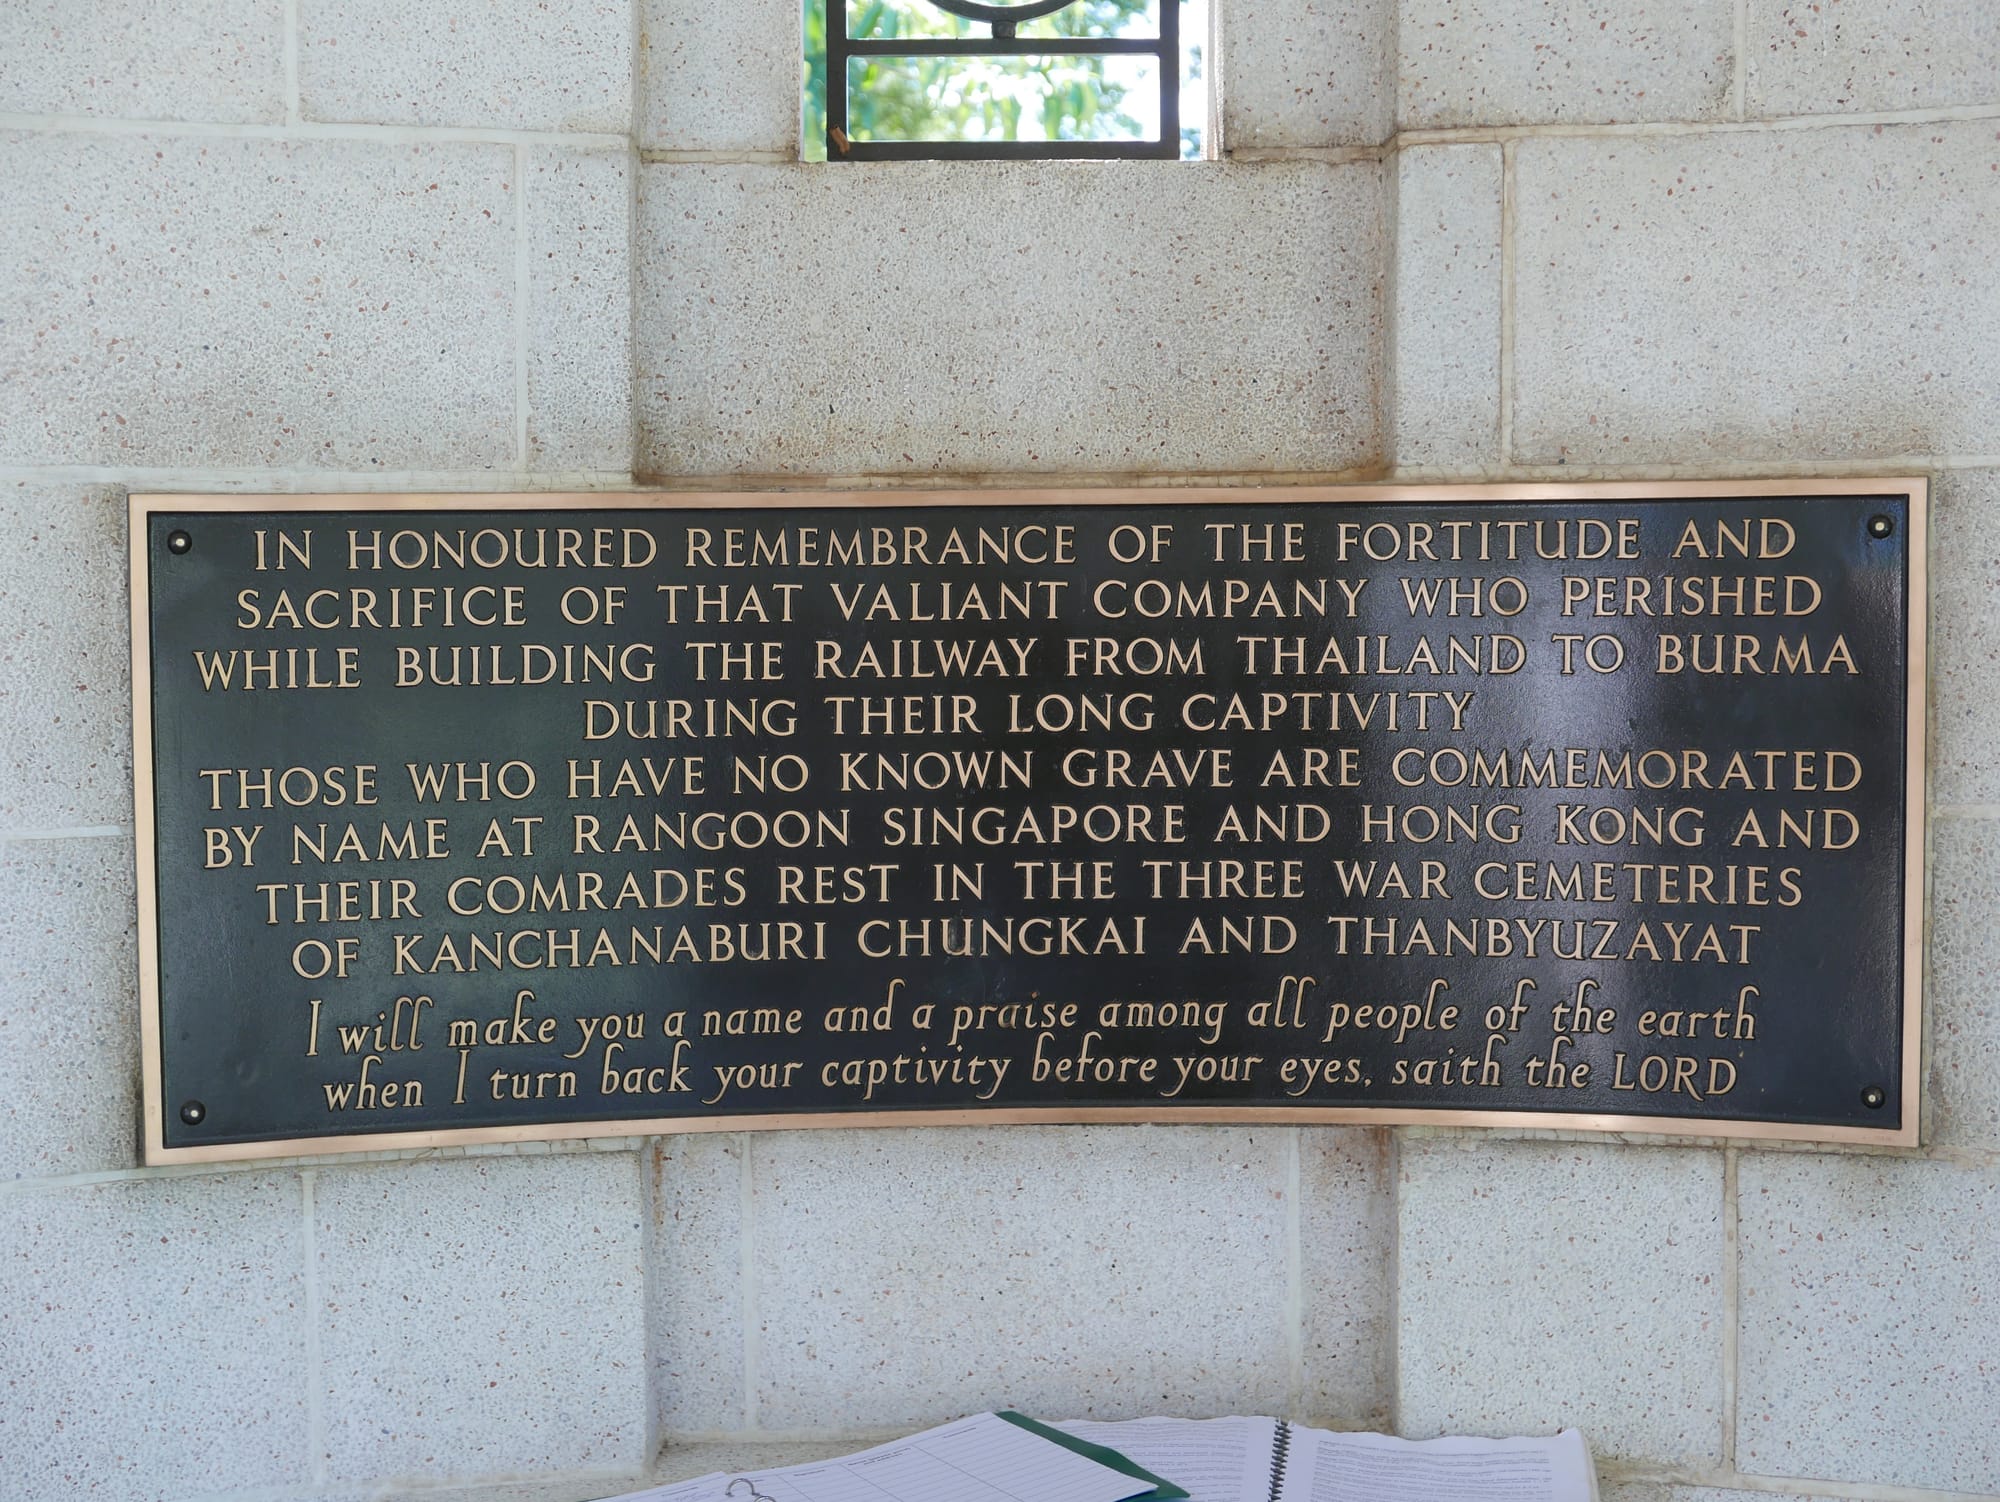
[131, 478, 1929, 1163]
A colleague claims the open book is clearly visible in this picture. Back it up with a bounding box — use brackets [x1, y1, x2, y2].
[611, 1412, 1595, 1502]
[1056, 1417, 1598, 1502]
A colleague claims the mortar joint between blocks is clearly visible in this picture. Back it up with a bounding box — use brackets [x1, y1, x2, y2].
[740, 1132, 759, 1431]
[1383, 1127, 1404, 1435]
[0, 824, 131, 843]
[1395, 101, 2000, 148]
[300, 1168, 326, 1484]
[1283, 1126, 1305, 1417]
[0, 111, 632, 149]
[514, 143, 532, 470]
[627, 137, 645, 482]
[1380, 151, 1402, 471]
[1721, 1145, 1740, 1469]
[638, 1144, 666, 1471]
[1497, 139, 1517, 469]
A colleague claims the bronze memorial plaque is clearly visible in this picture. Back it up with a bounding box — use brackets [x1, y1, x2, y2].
[131, 482, 1926, 1163]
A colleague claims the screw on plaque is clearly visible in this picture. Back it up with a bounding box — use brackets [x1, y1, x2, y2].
[1866, 515, 1895, 539]
[1861, 1085, 1887, 1110]
[167, 529, 193, 554]
[179, 1100, 206, 1126]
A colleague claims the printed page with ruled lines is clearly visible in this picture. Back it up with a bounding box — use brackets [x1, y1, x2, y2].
[1281, 1427, 1597, 1502]
[1055, 1416, 1277, 1502]
[610, 1412, 1161, 1502]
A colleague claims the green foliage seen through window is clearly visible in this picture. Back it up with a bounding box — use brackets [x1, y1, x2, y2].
[804, 0, 1205, 160]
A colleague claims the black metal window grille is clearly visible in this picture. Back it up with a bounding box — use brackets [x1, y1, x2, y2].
[824, 0, 1181, 160]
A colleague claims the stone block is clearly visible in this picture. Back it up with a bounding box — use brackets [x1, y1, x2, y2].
[1397, 1139, 1724, 1464]
[1930, 818, 2000, 1147]
[528, 147, 635, 471]
[299, 0, 631, 131]
[1391, 143, 1502, 469]
[1222, 0, 1393, 148]
[0, 1172, 306, 1499]
[316, 1153, 648, 1481]
[0, 132, 516, 469]
[0, 838, 138, 1178]
[1512, 123, 2000, 465]
[1737, 1152, 2000, 1491]
[647, 1133, 747, 1434]
[749, 1126, 1296, 1428]
[0, 482, 131, 830]
[0, 0, 285, 123]
[639, 0, 803, 153]
[1931, 468, 2000, 806]
[635, 159, 1384, 477]
[1298, 1128, 1394, 1422]
[1399, 0, 1735, 128]
[1746, 0, 2000, 116]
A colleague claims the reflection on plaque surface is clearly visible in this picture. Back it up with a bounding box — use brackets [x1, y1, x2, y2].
[131, 482, 1926, 1163]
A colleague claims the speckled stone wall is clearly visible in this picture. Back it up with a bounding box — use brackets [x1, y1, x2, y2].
[1, 3, 1995, 1500]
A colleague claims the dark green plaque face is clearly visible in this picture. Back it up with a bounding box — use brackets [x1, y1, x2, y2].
[132, 484, 1925, 1161]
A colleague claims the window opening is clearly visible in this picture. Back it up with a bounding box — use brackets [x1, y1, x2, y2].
[805, 0, 1208, 161]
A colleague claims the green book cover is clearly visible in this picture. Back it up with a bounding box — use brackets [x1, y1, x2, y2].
[995, 1411, 1192, 1502]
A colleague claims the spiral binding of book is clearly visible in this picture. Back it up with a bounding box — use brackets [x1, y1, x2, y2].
[1267, 1420, 1292, 1502]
